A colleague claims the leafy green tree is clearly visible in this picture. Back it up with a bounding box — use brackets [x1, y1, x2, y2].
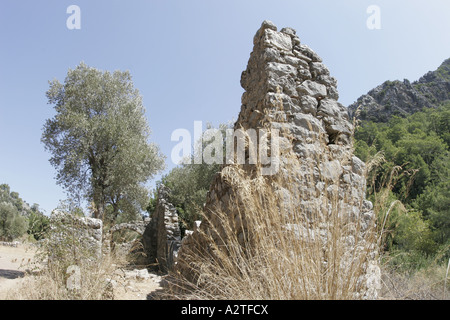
[354, 103, 450, 261]
[150, 122, 232, 233]
[0, 185, 11, 204]
[159, 161, 220, 233]
[42, 63, 165, 222]
[414, 151, 450, 244]
[27, 205, 50, 241]
[386, 117, 407, 143]
[0, 184, 50, 241]
[0, 202, 27, 241]
[1, 184, 27, 214]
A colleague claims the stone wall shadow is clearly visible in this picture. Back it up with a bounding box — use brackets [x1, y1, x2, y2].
[0, 269, 24, 280]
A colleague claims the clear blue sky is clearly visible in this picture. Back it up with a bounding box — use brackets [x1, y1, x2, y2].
[1, 0, 449, 214]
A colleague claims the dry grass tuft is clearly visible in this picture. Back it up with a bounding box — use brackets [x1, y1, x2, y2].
[380, 259, 450, 300]
[7, 254, 118, 300]
[6, 214, 121, 300]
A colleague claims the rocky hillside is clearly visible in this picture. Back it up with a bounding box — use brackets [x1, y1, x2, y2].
[348, 58, 450, 122]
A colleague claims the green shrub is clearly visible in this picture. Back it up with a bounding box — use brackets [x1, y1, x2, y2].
[0, 202, 27, 241]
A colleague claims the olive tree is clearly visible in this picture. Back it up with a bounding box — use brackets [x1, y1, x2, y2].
[42, 63, 165, 221]
[0, 202, 27, 241]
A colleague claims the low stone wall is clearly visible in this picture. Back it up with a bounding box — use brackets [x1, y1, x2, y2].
[0, 241, 21, 247]
[49, 211, 103, 259]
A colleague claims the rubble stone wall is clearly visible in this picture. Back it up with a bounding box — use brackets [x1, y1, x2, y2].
[143, 185, 181, 273]
[176, 21, 380, 299]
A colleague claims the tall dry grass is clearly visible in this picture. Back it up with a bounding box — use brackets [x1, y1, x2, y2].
[380, 259, 450, 300]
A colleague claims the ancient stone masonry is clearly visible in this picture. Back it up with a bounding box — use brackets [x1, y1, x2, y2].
[49, 211, 103, 259]
[143, 185, 182, 273]
[45, 192, 182, 274]
[110, 221, 147, 235]
[176, 21, 380, 299]
[99, 185, 181, 272]
[107, 220, 148, 259]
[0, 241, 21, 247]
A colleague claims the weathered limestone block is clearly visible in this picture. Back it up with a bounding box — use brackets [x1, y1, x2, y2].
[295, 44, 323, 62]
[262, 28, 293, 52]
[310, 62, 330, 77]
[300, 95, 319, 115]
[297, 80, 327, 99]
[110, 221, 146, 235]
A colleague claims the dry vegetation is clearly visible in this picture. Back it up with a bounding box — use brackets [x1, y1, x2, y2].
[380, 258, 450, 300]
[170, 167, 378, 299]
[6, 254, 117, 300]
[3, 217, 159, 300]
[3, 244, 165, 300]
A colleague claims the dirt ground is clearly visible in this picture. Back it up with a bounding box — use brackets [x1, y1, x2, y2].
[0, 244, 165, 300]
[0, 244, 35, 299]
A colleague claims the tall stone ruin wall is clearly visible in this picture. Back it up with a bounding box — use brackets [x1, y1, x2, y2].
[189, 20, 365, 234]
[175, 21, 380, 299]
[142, 185, 182, 272]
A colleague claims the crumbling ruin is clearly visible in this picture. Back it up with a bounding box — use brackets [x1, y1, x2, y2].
[175, 21, 380, 299]
[142, 185, 182, 272]
[49, 211, 103, 259]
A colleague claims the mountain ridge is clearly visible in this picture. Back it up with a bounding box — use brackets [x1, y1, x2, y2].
[348, 58, 450, 122]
